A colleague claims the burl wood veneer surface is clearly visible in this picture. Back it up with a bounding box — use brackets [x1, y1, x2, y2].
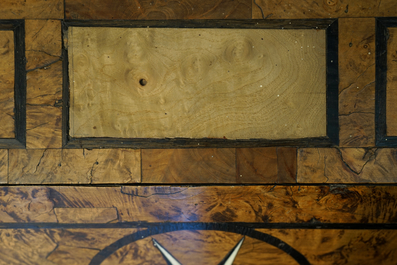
[0, 0, 63, 19]
[1, 228, 396, 265]
[2, 186, 396, 223]
[69, 27, 326, 140]
[262, 229, 397, 265]
[253, 0, 397, 19]
[338, 18, 375, 147]
[65, 0, 251, 20]
[0, 30, 15, 138]
[386, 28, 397, 136]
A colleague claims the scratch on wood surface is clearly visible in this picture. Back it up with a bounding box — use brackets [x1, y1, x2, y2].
[26, 58, 61, 72]
[34, 149, 47, 173]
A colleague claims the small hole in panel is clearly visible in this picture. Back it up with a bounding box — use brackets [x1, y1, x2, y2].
[139, 79, 147, 86]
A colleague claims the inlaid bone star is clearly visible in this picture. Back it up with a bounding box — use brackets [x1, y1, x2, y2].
[152, 236, 245, 265]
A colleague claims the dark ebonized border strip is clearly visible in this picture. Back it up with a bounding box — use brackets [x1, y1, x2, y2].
[376, 18, 397, 147]
[0, 20, 26, 149]
[61, 21, 70, 148]
[62, 19, 339, 149]
[326, 20, 339, 146]
[63, 19, 335, 29]
[3, 182, 397, 187]
[1, 221, 397, 230]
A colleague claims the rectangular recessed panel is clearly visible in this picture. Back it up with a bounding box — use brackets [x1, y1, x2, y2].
[0, 30, 15, 138]
[68, 27, 326, 140]
[386, 27, 397, 136]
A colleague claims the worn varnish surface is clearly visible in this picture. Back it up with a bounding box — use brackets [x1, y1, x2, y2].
[8, 149, 141, 184]
[297, 148, 397, 183]
[0, 30, 15, 139]
[69, 27, 326, 140]
[1, 186, 397, 223]
[386, 28, 397, 136]
[65, 0, 251, 20]
[252, 0, 397, 19]
[338, 18, 375, 147]
[142, 148, 235, 183]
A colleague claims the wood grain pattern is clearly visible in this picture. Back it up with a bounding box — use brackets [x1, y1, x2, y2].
[2, 186, 397, 223]
[0, 228, 140, 265]
[386, 28, 397, 136]
[0, 30, 15, 139]
[8, 149, 141, 184]
[25, 20, 62, 71]
[142, 148, 235, 183]
[262, 229, 397, 265]
[277, 147, 297, 183]
[338, 18, 375, 147]
[297, 148, 397, 183]
[0, 229, 61, 265]
[25, 20, 63, 149]
[65, 0, 251, 20]
[53, 208, 118, 223]
[237, 148, 277, 183]
[236, 147, 297, 183]
[253, 0, 397, 19]
[69, 27, 326, 140]
[0, 150, 7, 184]
[26, 61, 62, 149]
[0, 228, 396, 265]
[0, 0, 63, 19]
[236, 147, 277, 183]
[0, 187, 58, 222]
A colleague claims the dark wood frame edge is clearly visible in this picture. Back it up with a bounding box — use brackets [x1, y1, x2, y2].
[375, 17, 397, 147]
[0, 20, 26, 149]
[61, 19, 339, 149]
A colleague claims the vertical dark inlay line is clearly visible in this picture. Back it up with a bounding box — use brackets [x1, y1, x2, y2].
[375, 19, 389, 146]
[62, 21, 71, 148]
[326, 19, 339, 146]
[14, 20, 26, 147]
[63, 0, 67, 20]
